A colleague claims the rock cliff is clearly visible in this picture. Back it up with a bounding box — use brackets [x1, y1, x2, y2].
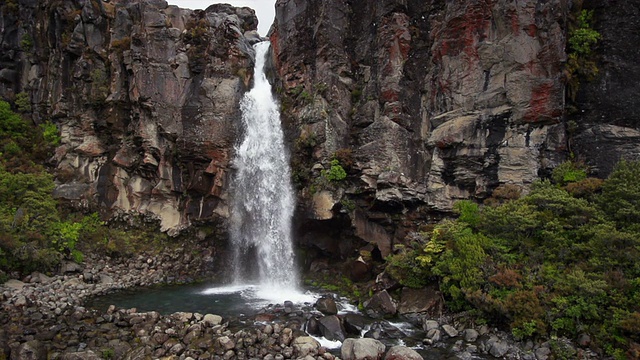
[0, 0, 259, 234]
[1, 0, 638, 262]
[269, 0, 639, 261]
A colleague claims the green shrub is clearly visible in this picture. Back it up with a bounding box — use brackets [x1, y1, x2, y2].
[566, 9, 601, 101]
[386, 243, 432, 289]
[568, 10, 601, 56]
[40, 122, 60, 146]
[20, 34, 33, 52]
[387, 168, 640, 354]
[552, 161, 587, 185]
[14, 92, 31, 113]
[323, 159, 347, 182]
[598, 160, 640, 228]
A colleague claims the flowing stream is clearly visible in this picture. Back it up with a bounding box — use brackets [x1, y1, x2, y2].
[228, 41, 299, 300]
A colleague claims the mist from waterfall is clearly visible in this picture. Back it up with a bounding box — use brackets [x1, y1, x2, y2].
[229, 41, 299, 297]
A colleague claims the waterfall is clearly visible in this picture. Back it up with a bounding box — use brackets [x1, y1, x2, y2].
[230, 41, 298, 293]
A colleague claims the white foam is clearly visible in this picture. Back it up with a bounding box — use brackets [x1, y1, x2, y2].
[310, 335, 342, 349]
[200, 284, 256, 295]
[200, 284, 318, 307]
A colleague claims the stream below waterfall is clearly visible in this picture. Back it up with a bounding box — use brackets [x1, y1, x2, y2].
[86, 283, 488, 359]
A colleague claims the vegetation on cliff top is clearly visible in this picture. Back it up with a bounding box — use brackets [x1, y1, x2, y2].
[386, 160, 640, 358]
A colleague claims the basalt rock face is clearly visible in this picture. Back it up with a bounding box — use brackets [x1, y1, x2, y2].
[570, 0, 640, 177]
[270, 0, 569, 259]
[0, 0, 259, 234]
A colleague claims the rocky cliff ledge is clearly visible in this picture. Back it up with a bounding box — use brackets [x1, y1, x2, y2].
[270, 0, 569, 260]
[0, 0, 260, 234]
[269, 0, 640, 263]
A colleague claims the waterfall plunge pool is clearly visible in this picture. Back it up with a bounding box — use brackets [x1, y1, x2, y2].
[84, 282, 465, 358]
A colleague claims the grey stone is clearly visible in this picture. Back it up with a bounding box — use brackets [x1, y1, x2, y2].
[463, 329, 479, 342]
[423, 320, 439, 332]
[3, 279, 25, 290]
[442, 324, 459, 337]
[292, 336, 320, 357]
[203, 314, 222, 326]
[341, 338, 385, 360]
[489, 340, 510, 358]
[384, 345, 423, 360]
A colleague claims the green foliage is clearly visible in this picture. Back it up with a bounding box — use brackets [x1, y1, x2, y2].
[566, 9, 601, 101]
[0, 100, 28, 138]
[552, 161, 587, 185]
[40, 122, 60, 146]
[453, 200, 480, 228]
[101, 347, 115, 359]
[20, 34, 33, 52]
[14, 92, 31, 113]
[568, 10, 601, 56]
[299, 90, 313, 103]
[322, 159, 347, 182]
[386, 241, 433, 289]
[597, 160, 640, 228]
[512, 320, 539, 340]
[387, 163, 640, 354]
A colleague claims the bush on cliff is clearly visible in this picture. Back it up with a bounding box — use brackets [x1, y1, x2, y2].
[388, 163, 640, 357]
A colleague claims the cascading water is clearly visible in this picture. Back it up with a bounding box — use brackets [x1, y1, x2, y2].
[229, 41, 299, 296]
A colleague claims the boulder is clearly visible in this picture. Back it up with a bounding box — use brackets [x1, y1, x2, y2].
[398, 286, 442, 315]
[15, 340, 46, 360]
[343, 314, 372, 335]
[216, 336, 235, 351]
[463, 329, 479, 342]
[292, 336, 320, 357]
[315, 296, 338, 315]
[442, 324, 459, 337]
[341, 338, 386, 360]
[489, 340, 510, 358]
[3, 279, 25, 290]
[364, 322, 405, 340]
[60, 261, 83, 274]
[423, 320, 439, 332]
[363, 290, 397, 318]
[61, 351, 102, 360]
[318, 315, 346, 342]
[203, 314, 222, 326]
[384, 345, 423, 360]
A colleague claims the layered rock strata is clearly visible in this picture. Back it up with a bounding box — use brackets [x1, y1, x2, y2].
[270, 0, 570, 257]
[0, 0, 260, 234]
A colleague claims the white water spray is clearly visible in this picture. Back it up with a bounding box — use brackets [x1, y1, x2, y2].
[229, 41, 299, 298]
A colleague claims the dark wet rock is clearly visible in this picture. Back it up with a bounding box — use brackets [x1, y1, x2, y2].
[363, 290, 397, 318]
[343, 313, 371, 336]
[398, 286, 442, 315]
[315, 296, 338, 315]
[318, 315, 346, 342]
[60, 261, 83, 274]
[364, 322, 405, 340]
